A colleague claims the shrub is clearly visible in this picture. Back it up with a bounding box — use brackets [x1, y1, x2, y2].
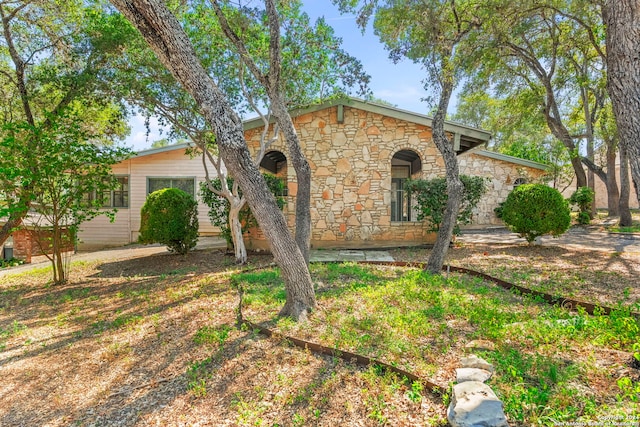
[501, 184, 571, 243]
[200, 173, 286, 248]
[405, 175, 488, 235]
[139, 188, 199, 254]
[569, 186, 595, 225]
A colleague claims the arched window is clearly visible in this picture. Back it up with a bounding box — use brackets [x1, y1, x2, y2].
[513, 177, 527, 188]
[391, 150, 422, 222]
[260, 150, 288, 196]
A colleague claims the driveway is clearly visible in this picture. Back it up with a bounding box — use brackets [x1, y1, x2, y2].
[458, 226, 640, 254]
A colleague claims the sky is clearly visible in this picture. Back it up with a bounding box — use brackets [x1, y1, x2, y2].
[125, 2, 433, 152]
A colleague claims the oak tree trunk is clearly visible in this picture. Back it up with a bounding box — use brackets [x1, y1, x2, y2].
[111, 0, 315, 320]
[619, 145, 633, 226]
[605, 143, 620, 217]
[427, 77, 461, 274]
[0, 215, 24, 247]
[603, 0, 640, 209]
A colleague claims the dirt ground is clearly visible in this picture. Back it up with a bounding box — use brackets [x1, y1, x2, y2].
[0, 241, 638, 427]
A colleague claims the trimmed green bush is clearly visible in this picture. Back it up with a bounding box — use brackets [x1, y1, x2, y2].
[569, 186, 595, 225]
[501, 184, 571, 243]
[139, 187, 199, 254]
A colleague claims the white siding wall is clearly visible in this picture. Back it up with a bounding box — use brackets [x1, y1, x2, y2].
[78, 148, 221, 250]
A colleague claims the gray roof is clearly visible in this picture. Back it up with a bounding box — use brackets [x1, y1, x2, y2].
[468, 149, 549, 171]
[133, 142, 194, 158]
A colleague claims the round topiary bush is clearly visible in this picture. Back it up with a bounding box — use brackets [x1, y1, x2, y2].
[501, 184, 571, 243]
[139, 187, 199, 254]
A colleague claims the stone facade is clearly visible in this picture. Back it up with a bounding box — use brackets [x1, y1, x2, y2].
[245, 103, 490, 249]
[458, 151, 549, 225]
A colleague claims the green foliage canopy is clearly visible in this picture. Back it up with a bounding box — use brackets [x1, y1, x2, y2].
[0, 114, 131, 284]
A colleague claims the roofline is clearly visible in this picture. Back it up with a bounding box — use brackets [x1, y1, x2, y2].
[471, 149, 550, 171]
[133, 142, 194, 158]
[242, 97, 492, 143]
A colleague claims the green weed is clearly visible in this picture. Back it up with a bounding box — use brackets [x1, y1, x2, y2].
[193, 324, 231, 349]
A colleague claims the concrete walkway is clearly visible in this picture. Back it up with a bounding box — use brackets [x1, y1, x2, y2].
[310, 249, 394, 262]
[458, 226, 640, 254]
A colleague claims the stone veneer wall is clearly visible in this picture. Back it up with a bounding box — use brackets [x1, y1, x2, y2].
[244, 106, 443, 249]
[458, 152, 548, 225]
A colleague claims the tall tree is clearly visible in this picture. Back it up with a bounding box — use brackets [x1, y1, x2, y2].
[0, 1, 130, 245]
[336, 0, 483, 273]
[116, 1, 368, 264]
[210, 0, 368, 264]
[603, 0, 640, 208]
[471, 2, 593, 189]
[109, 0, 317, 320]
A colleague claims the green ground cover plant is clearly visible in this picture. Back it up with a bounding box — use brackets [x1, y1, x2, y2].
[233, 263, 639, 425]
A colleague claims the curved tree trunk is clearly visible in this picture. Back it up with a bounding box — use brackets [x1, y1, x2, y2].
[229, 205, 247, 265]
[0, 215, 24, 247]
[271, 97, 312, 265]
[604, 0, 640, 210]
[111, 0, 315, 320]
[618, 145, 633, 226]
[427, 76, 460, 274]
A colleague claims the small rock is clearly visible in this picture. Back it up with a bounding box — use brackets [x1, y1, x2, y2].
[465, 340, 496, 351]
[456, 367, 492, 383]
[447, 381, 509, 427]
[461, 355, 495, 373]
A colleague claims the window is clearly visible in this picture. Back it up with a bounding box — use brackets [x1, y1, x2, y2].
[84, 176, 129, 208]
[391, 150, 422, 222]
[391, 166, 411, 222]
[106, 176, 129, 208]
[147, 177, 196, 198]
[513, 177, 527, 188]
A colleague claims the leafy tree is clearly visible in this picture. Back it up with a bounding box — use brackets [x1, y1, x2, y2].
[336, 0, 486, 273]
[139, 188, 199, 255]
[0, 1, 130, 246]
[200, 173, 285, 258]
[117, 0, 368, 267]
[461, 0, 626, 217]
[453, 89, 573, 190]
[1, 116, 131, 284]
[210, 0, 369, 266]
[501, 184, 571, 243]
[406, 175, 487, 235]
[603, 1, 640, 210]
[110, 0, 318, 321]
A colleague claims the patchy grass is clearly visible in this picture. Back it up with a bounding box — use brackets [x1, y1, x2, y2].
[0, 246, 638, 426]
[235, 263, 639, 425]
